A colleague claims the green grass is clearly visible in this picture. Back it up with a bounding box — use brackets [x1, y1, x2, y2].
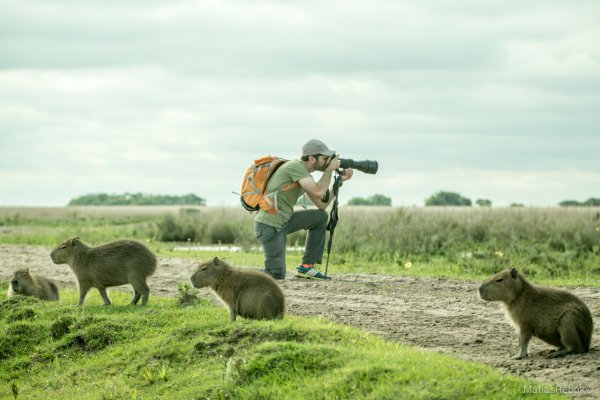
[0, 287, 562, 400]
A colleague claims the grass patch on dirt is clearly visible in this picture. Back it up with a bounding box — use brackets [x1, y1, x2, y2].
[0, 288, 563, 400]
[163, 249, 600, 287]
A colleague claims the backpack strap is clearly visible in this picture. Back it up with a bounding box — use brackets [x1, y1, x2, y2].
[262, 181, 301, 216]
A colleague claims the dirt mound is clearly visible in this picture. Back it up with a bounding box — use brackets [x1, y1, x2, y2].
[1, 244, 598, 397]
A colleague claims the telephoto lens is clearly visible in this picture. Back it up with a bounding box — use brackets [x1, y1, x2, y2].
[339, 159, 378, 174]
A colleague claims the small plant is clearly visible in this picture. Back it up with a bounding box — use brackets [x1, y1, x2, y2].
[177, 282, 200, 306]
[158, 365, 168, 382]
[142, 365, 167, 385]
[142, 368, 154, 385]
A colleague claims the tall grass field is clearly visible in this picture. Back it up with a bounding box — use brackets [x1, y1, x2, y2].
[0, 205, 596, 398]
[1, 205, 599, 284]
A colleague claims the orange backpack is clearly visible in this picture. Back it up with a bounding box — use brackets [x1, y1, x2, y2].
[240, 155, 300, 214]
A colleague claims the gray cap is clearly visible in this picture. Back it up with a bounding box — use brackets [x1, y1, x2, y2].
[302, 139, 335, 157]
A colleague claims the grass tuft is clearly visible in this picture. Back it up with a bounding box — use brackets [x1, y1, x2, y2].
[61, 320, 126, 352]
[176, 282, 201, 306]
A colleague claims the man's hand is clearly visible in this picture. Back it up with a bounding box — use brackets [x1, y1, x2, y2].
[324, 156, 341, 173]
[340, 168, 353, 181]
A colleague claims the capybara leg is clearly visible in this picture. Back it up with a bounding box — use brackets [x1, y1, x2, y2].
[130, 290, 142, 306]
[513, 329, 532, 359]
[98, 288, 112, 306]
[229, 308, 237, 321]
[548, 348, 573, 358]
[548, 316, 582, 358]
[140, 293, 150, 306]
[130, 280, 150, 306]
[78, 284, 91, 306]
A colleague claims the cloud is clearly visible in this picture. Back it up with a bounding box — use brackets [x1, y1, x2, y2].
[0, 0, 599, 207]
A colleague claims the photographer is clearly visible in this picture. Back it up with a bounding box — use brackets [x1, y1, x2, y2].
[254, 139, 353, 281]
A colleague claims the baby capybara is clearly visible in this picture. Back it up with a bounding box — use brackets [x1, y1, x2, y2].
[7, 268, 60, 301]
[190, 257, 285, 321]
[479, 267, 593, 359]
[50, 237, 157, 306]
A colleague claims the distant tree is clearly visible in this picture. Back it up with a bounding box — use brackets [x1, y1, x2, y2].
[475, 199, 492, 207]
[347, 194, 392, 206]
[68, 192, 206, 206]
[559, 200, 582, 207]
[558, 198, 600, 207]
[425, 191, 471, 206]
[583, 197, 600, 206]
[510, 203, 525, 208]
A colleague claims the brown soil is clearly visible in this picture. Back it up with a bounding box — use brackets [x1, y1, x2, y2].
[2, 244, 599, 398]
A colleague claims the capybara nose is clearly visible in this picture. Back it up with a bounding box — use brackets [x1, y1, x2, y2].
[478, 286, 484, 296]
[11, 280, 18, 289]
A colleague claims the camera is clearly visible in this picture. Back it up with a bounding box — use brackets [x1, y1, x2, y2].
[339, 158, 378, 174]
[320, 155, 379, 203]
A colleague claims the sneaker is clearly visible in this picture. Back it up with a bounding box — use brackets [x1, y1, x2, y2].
[295, 265, 331, 280]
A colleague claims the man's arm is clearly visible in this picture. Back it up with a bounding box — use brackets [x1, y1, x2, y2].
[298, 171, 334, 210]
[297, 154, 355, 209]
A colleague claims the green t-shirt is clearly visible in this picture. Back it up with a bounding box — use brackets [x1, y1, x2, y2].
[255, 159, 310, 227]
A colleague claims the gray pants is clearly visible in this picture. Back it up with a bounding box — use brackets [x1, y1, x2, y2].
[255, 209, 329, 279]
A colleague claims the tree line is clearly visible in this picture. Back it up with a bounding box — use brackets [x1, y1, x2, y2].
[68, 192, 206, 206]
[422, 191, 600, 207]
[68, 191, 598, 207]
[559, 198, 600, 207]
[345, 191, 600, 207]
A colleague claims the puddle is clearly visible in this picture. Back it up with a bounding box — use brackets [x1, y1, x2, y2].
[172, 245, 304, 252]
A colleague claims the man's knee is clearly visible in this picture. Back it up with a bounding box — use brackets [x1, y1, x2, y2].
[313, 209, 328, 227]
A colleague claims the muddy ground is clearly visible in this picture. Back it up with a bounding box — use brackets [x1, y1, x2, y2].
[2, 244, 599, 398]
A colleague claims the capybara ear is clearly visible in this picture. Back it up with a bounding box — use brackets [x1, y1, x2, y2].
[213, 257, 221, 265]
[510, 267, 518, 279]
[71, 237, 80, 246]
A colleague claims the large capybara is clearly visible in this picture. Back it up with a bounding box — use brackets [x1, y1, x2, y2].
[479, 267, 593, 359]
[190, 257, 285, 321]
[7, 268, 60, 301]
[50, 237, 157, 306]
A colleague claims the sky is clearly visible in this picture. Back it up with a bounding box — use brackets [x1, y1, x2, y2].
[1, 0, 599, 207]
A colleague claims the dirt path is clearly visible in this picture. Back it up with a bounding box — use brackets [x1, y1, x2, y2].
[2, 244, 599, 398]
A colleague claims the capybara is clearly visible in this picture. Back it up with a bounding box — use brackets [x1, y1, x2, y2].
[190, 257, 285, 321]
[479, 267, 593, 359]
[7, 268, 60, 301]
[50, 237, 157, 306]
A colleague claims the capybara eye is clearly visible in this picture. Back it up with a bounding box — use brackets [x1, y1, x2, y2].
[61, 246, 67, 249]
[496, 278, 504, 283]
